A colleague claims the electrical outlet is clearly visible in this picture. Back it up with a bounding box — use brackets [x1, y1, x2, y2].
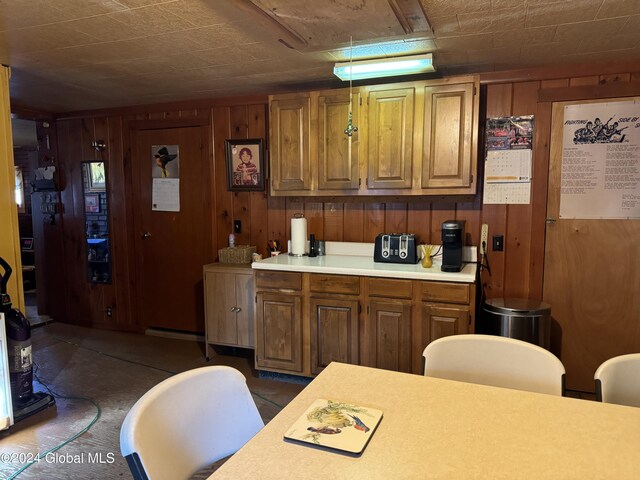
[493, 235, 504, 252]
[480, 224, 489, 254]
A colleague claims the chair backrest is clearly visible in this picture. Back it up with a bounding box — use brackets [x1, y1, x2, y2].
[120, 366, 264, 480]
[423, 334, 565, 396]
[594, 353, 640, 407]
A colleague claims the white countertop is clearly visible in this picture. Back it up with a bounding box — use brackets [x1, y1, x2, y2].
[252, 242, 477, 283]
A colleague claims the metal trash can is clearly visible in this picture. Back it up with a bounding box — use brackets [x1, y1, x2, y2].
[479, 298, 551, 350]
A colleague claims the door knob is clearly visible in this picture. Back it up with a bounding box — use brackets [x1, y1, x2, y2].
[141, 232, 152, 239]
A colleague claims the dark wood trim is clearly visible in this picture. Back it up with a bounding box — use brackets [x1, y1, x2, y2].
[56, 94, 269, 120]
[538, 81, 640, 102]
[480, 59, 640, 85]
[11, 104, 55, 120]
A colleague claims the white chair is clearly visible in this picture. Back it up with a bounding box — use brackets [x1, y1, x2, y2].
[120, 366, 264, 480]
[594, 353, 640, 407]
[423, 334, 565, 396]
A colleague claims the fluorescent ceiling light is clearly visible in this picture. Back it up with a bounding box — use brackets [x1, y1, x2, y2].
[333, 53, 435, 81]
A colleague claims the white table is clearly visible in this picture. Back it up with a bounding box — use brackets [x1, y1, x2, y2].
[210, 362, 640, 479]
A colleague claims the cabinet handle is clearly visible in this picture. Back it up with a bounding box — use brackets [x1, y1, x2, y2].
[230, 307, 237, 312]
[235, 307, 242, 312]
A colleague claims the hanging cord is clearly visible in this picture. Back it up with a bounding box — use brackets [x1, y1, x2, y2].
[6, 363, 101, 480]
[344, 36, 358, 137]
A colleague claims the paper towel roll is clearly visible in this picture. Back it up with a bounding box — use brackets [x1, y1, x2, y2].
[290, 216, 307, 256]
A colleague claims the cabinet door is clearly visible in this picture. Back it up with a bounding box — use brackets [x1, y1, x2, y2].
[269, 94, 311, 192]
[366, 86, 415, 190]
[310, 296, 359, 374]
[205, 271, 238, 346]
[317, 89, 361, 191]
[421, 82, 475, 190]
[367, 300, 412, 373]
[256, 292, 303, 372]
[422, 303, 470, 345]
[235, 273, 254, 348]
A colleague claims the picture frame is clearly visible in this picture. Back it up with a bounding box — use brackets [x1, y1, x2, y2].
[225, 139, 265, 191]
[85, 193, 100, 213]
[87, 161, 106, 192]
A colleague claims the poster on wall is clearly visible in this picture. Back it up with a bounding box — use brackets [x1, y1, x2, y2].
[561, 102, 640, 219]
[483, 115, 534, 204]
[151, 145, 180, 212]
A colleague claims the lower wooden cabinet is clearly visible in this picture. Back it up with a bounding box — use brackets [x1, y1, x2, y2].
[255, 292, 303, 373]
[310, 296, 359, 374]
[254, 271, 476, 377]
[203, 263, 254, 359]
[367, 300, 412, 373]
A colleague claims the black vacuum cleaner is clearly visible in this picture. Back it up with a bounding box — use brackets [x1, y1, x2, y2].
[0, 256, 55, 424]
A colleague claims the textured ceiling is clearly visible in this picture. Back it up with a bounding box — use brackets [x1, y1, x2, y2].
[1, 0, 639, 113]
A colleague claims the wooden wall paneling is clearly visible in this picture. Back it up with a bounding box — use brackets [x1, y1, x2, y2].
[266, 196, 286, 250]
[430, 202, 456, 245]
[323, 202, 344, 241]
[230, 106, 252, 246]
[569, 76, 600, 87]
[363, 203, 385, 242]
[384, 202, 408, 234]
[599, 73, 631, 84]
[63, 119, 92, 323]
[106, 115, 135, 328]
[480, 83, 512, 299]
[456, 196, 482, 248]
[305, 202, 324, 241]
[213, 106, 233, 257]
[285, 198, 304, 245]
[148, 112, 166, 120]
[503, 81, 539, 298]
[343, 203, 364, 242]
[632, 72, 640, 82]
[247, 104, 269, 256]
[406, 201, 431, 245]
[230, 105, 249, 138]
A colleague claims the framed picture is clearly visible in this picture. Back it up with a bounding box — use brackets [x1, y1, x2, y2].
[225, 139, 265, 191]
[87, 161, 106, 192]
[85, 193, 100, 213]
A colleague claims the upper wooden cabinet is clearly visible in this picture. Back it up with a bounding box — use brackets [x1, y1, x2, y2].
[268, 75, 479, 197]
[317, 89, 361, 191]
[269, 93, 311, 192]
[421, 82, 476, 192]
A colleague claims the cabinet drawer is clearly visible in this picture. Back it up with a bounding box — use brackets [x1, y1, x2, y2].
[367, 278, 413, 299]
[255, 271, 302, 291]
[421, 281, 470, 304]
[309, 274, 360, 295]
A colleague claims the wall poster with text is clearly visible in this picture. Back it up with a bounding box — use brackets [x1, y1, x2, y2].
[561, 102, 640, 219]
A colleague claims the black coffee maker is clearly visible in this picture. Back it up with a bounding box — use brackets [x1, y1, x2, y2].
[441, 220, 465, 272]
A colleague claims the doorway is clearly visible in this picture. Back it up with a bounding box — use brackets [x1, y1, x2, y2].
[543, 98, 640, 391]
[132, 125, 212, 333]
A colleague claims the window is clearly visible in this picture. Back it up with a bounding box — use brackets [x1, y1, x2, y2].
[14, 166, 25, 213]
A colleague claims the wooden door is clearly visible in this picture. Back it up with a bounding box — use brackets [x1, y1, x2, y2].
[255, 291, 303, 372]
[366, 86, 415, 190]
[544, 100, 640, 391]
[269, 93, 311, 193]
[317, 89, 361, 191]
[134, 126, 211, 332]
[421, 82, 476, 190]
[204, 271, 237, 345]
[234, 272, 254, 348]
[309, 296, 359, 374]
[367, 299, 412, 373]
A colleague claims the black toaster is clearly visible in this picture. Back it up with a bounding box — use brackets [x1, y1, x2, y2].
[374, 234, 419, 264]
